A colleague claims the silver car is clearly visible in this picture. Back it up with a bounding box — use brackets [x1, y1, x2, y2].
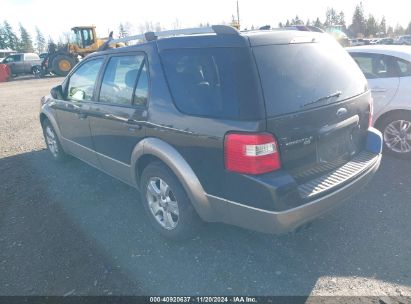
[347, 45, 411, 158]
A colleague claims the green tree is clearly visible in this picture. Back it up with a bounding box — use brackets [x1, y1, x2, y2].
[314, 17, 323, 29]
[0, 24, 7, 49]
[387, 26, 394, 37]
[379, 16, 387, 36]
[278, 22, 284, 28]
[406, 21, 411, 35]
[325, 8, 338, 27]
[338, 11, 347, 30]
[18, 23, 33, 52]
[118, 23, 129, 38]
[2, 21, 19, 50]
[35, 27, 46, 53]
[349, 2, 366, 37]
[291, 15, 303, 25]
[365, 14, 378, 37]
[394, 24, 405, 36]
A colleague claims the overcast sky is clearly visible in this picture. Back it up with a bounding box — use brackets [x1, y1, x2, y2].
[2, 0, 410, 40]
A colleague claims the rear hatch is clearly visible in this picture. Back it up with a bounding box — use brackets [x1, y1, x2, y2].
[252, 33, 371, 182]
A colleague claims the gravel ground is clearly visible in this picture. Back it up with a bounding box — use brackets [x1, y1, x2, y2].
[0, 77, 410, 301]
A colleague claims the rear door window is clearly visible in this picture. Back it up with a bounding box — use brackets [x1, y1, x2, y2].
[99, 55, 146, 105]
[253, 39, 367, 117]
[351, 53, 403, 79]
[160, 47, 264, 120]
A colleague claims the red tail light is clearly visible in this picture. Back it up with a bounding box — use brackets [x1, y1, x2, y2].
[368, 97, 374, 128]
[224, 133, 281, 175]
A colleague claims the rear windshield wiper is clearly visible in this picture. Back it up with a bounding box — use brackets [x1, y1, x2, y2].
[302, 91, 342, 108]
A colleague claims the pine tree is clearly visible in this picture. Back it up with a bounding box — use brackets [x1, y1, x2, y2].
[349, 3, 366, 37]
[314, 17, 323, 29]
[406, 21, 411, 35]
[325, 8, 338, 27]
[0, 25, 7, 49]
[379, 16, 387, 36]
[18, 23, 34, 52]
[394, 24, 405, 36]
[338, 11, 347, 30]
[3, 21, 19, 50]
[118, 23, 129, 38]
[291, 15, 303, 25]
[35, 27, 46, 53]
[387, 26, 394, 37]
[366, 14, 378, 37]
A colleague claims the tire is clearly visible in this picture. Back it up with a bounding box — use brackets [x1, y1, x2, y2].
[51, 54, 76, 76]
[42, 120, 68, 162]
[32, 66, 42, 78]
[140, 161, 202, 240]
[378, 112, 411, 160]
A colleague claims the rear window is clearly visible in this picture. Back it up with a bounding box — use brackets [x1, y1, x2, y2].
[253, 39, 367, 117]
[160, 47, 264, 120]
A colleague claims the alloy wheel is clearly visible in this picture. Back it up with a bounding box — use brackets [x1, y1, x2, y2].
[146, 177, 180, 230]
[45, 126, 59, 157]
[383, 119, 411, 154]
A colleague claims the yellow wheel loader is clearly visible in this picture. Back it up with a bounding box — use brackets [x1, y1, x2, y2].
[44, 26, 122, 76]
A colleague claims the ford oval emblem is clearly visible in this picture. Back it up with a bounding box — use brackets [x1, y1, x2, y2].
[336, 108, 348, 118]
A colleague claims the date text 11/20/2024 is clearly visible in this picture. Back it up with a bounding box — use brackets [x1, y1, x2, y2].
[149, 297, 258, 303]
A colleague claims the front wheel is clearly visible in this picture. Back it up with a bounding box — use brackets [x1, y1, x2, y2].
[379, 113, 411, 159]
[140, 162, 202, 240]
[42, 120, 68, 161]
[51, 54, 76, 76]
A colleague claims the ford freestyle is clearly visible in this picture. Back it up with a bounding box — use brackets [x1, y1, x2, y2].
[40, 25, 383, 240]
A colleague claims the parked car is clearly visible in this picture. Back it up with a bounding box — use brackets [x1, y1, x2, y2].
[347, 45, 411, 158]
[350, 38, 368, 46]
[395, 35, 411, 45]
[2, 53, 41, 77]
[40, 26, 382, 240]
[376, 38, 395, 45]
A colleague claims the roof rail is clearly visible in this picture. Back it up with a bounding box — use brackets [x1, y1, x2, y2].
[108, 25, 239, 45]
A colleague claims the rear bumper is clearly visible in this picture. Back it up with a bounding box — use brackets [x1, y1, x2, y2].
[205, 152, 381, 234]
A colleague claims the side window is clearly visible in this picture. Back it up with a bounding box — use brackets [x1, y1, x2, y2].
[351, 53, 400, 79]
[160, 48, 263, 119]
[396, 58, 411, 77]
[67, 58, 104, 102]
[134, 61, 149, 106]
[6, 54, 22, 63]
[99, 55, 146, 106]
[352, 54, 374, 78]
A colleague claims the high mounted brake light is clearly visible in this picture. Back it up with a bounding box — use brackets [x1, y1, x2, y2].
[224, 133, 281, 175]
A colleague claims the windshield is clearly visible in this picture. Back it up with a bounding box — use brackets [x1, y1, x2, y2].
[69, 30, 82, 45]
[253, 38, 367, 117]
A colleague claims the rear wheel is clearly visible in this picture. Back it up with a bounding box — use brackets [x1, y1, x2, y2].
[378, 112, 411, 159]
[51, 54, 76, 76]
[140, 161, 202, 240]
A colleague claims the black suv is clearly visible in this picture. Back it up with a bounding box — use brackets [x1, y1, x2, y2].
[40, 25, 383, 240]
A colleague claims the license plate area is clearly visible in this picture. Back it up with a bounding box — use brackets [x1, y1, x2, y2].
[318, 129, 352, 163]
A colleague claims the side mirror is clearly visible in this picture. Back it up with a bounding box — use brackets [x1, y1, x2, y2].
[50, 85, 64, 100]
